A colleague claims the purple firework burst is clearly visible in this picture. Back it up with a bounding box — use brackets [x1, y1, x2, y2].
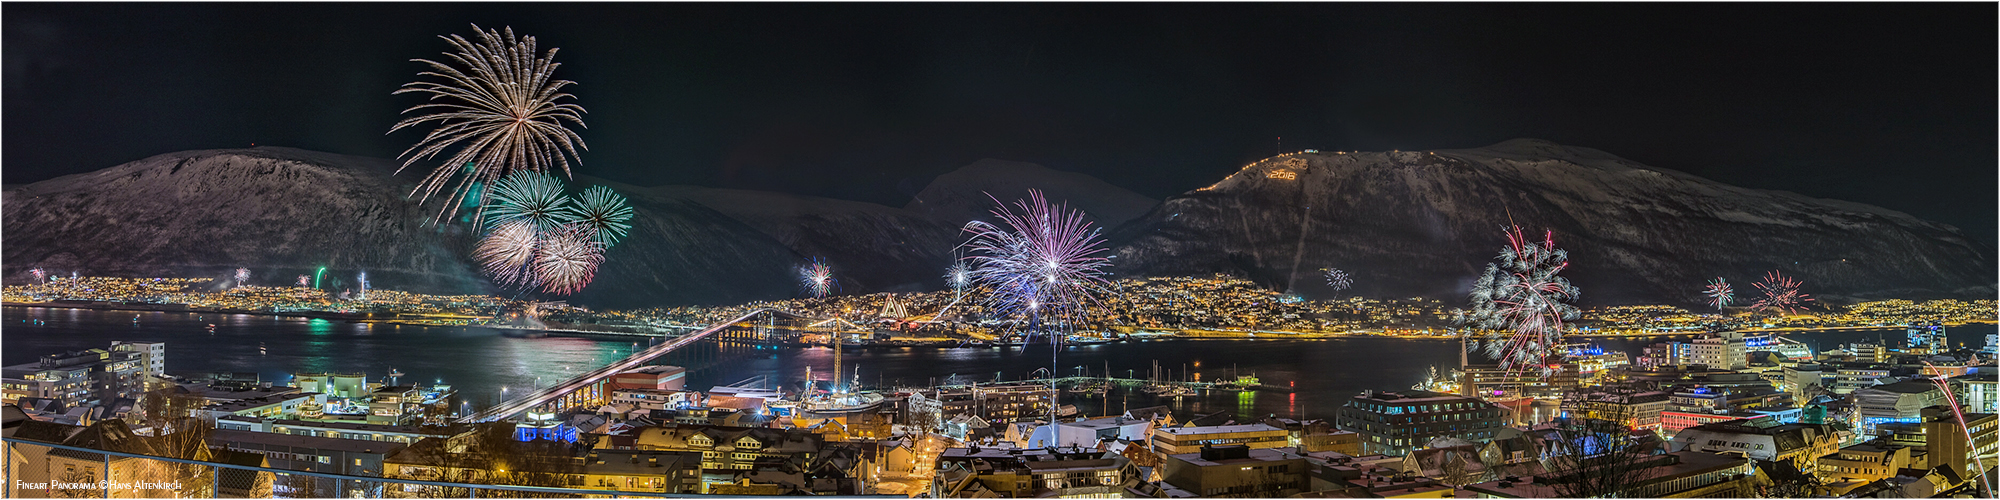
[960, 190, 1114, 339]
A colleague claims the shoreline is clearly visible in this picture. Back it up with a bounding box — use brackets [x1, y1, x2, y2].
[7, 302, 1991, 345]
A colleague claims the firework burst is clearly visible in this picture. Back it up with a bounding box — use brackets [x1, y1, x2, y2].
[482, 170, 572, 233]
[961, 190, 1114, 339]
[1751, 270, 1813, 314]
[1461, 225, 1581, 377]
[1704, 277, 1733, 312]
[389, 24, 588, 225]
[563, 185, 634, 246]
[297, 275, 311, 288]
[945, 261, 972, 294]
[799, 258, 836, 298]
[534, 224, 605, 295]
[475, 220, 542, 287]
[29, 268, 46, 284]
[1323, 267, 1353, 292]
[234, 268, 250, 287]
[357, 271, 371, 300]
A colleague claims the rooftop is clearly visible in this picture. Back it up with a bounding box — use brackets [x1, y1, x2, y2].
[1156, 423, 1283, 436]
[1168, 447, 1296, 467]
[210, 428, 407, 455]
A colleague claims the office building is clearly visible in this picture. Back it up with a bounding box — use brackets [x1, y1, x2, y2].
[1335, 390, 1505, 457]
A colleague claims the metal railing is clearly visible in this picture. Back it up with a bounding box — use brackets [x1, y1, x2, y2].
[1, 436, 701, 498]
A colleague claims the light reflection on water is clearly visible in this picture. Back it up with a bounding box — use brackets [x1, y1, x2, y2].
[4, 306, 1990, 422]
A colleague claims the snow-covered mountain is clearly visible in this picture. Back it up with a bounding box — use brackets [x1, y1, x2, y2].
[1106, 139, 1996, 305]
[905, 158, 1160, 229]
[5, 142, 1989, 308]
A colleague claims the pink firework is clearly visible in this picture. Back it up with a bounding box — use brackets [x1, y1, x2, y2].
[534, 224, 604, 295]
[29, 268, 46, 283]
[1751, 270, 1813, 314]
[475, 220, 542, 287]
[1703, 277, 1733, 312]
[799, 258, 836, 298]
[296, 275, 311, 288]
[234, 268, 251, 286]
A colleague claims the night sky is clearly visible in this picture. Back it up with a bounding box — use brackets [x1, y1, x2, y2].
[5, 3, 1994, 245]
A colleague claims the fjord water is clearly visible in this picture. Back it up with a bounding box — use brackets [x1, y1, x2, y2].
[5, 307, 1990, 422]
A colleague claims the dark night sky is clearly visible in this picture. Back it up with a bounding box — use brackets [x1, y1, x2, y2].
[6, 3, 1995, 245]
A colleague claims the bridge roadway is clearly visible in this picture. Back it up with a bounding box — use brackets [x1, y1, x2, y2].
[459, 308, 811, 423]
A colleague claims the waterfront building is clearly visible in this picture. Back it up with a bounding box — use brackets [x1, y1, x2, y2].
[610, 366, 686, 391]
[1261, 417, 1361, 454]
[1983, 332, 1998, 355]
[1458, 365, 1576, 400]
[610, 388, 701, 412]
[1159, 444, 1310, 497]
[1668, 416, 1843, 472]
[1558, 389, 1669, 431]
[1151, 423, 1289, 455]
[109, 341, 166, 377]
[1814, 441, 1917, 484]
[1459, 451, 1757, 498]
[904, 384, 1053, 429]
[367, 386, 421, 425]
[1921, 405, 1997, 483]
[930, 445, 1140, 498]
[1334, 390, 1505, 457]
[200, 392, 327, 420]
[293, 373, 371, 399]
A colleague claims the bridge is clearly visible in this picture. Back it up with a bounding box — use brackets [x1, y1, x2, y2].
[459, 308, 821, 423]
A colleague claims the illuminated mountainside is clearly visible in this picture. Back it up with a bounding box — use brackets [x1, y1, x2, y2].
[1105, 139, 1997, 305]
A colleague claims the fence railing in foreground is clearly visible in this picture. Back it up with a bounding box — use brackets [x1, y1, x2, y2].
[2, 436, 702, 498]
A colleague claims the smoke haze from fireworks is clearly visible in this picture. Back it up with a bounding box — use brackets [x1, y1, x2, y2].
[1752, 270, 1814, 314]
[389, 24, 588, 226]
[1704, 277, 1733, 312]
[799, 258, 836, 298]
[961, 189, 1114, 339]
[1461, 225, 1581, 377]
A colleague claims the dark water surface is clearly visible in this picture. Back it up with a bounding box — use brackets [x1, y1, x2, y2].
[5, 307, 1991, 422]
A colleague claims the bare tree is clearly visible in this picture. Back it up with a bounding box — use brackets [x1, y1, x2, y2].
[1537, 418, 1662, 498]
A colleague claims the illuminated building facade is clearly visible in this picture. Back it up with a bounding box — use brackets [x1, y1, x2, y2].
[1335, 390, 1505, 457]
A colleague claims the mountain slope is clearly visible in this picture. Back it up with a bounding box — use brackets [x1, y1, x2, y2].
[644, 184, 963, 292]
[1, 148, 810, 308]
[906, 159, 1159, 229]
[1106, 139, 1996, 305]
